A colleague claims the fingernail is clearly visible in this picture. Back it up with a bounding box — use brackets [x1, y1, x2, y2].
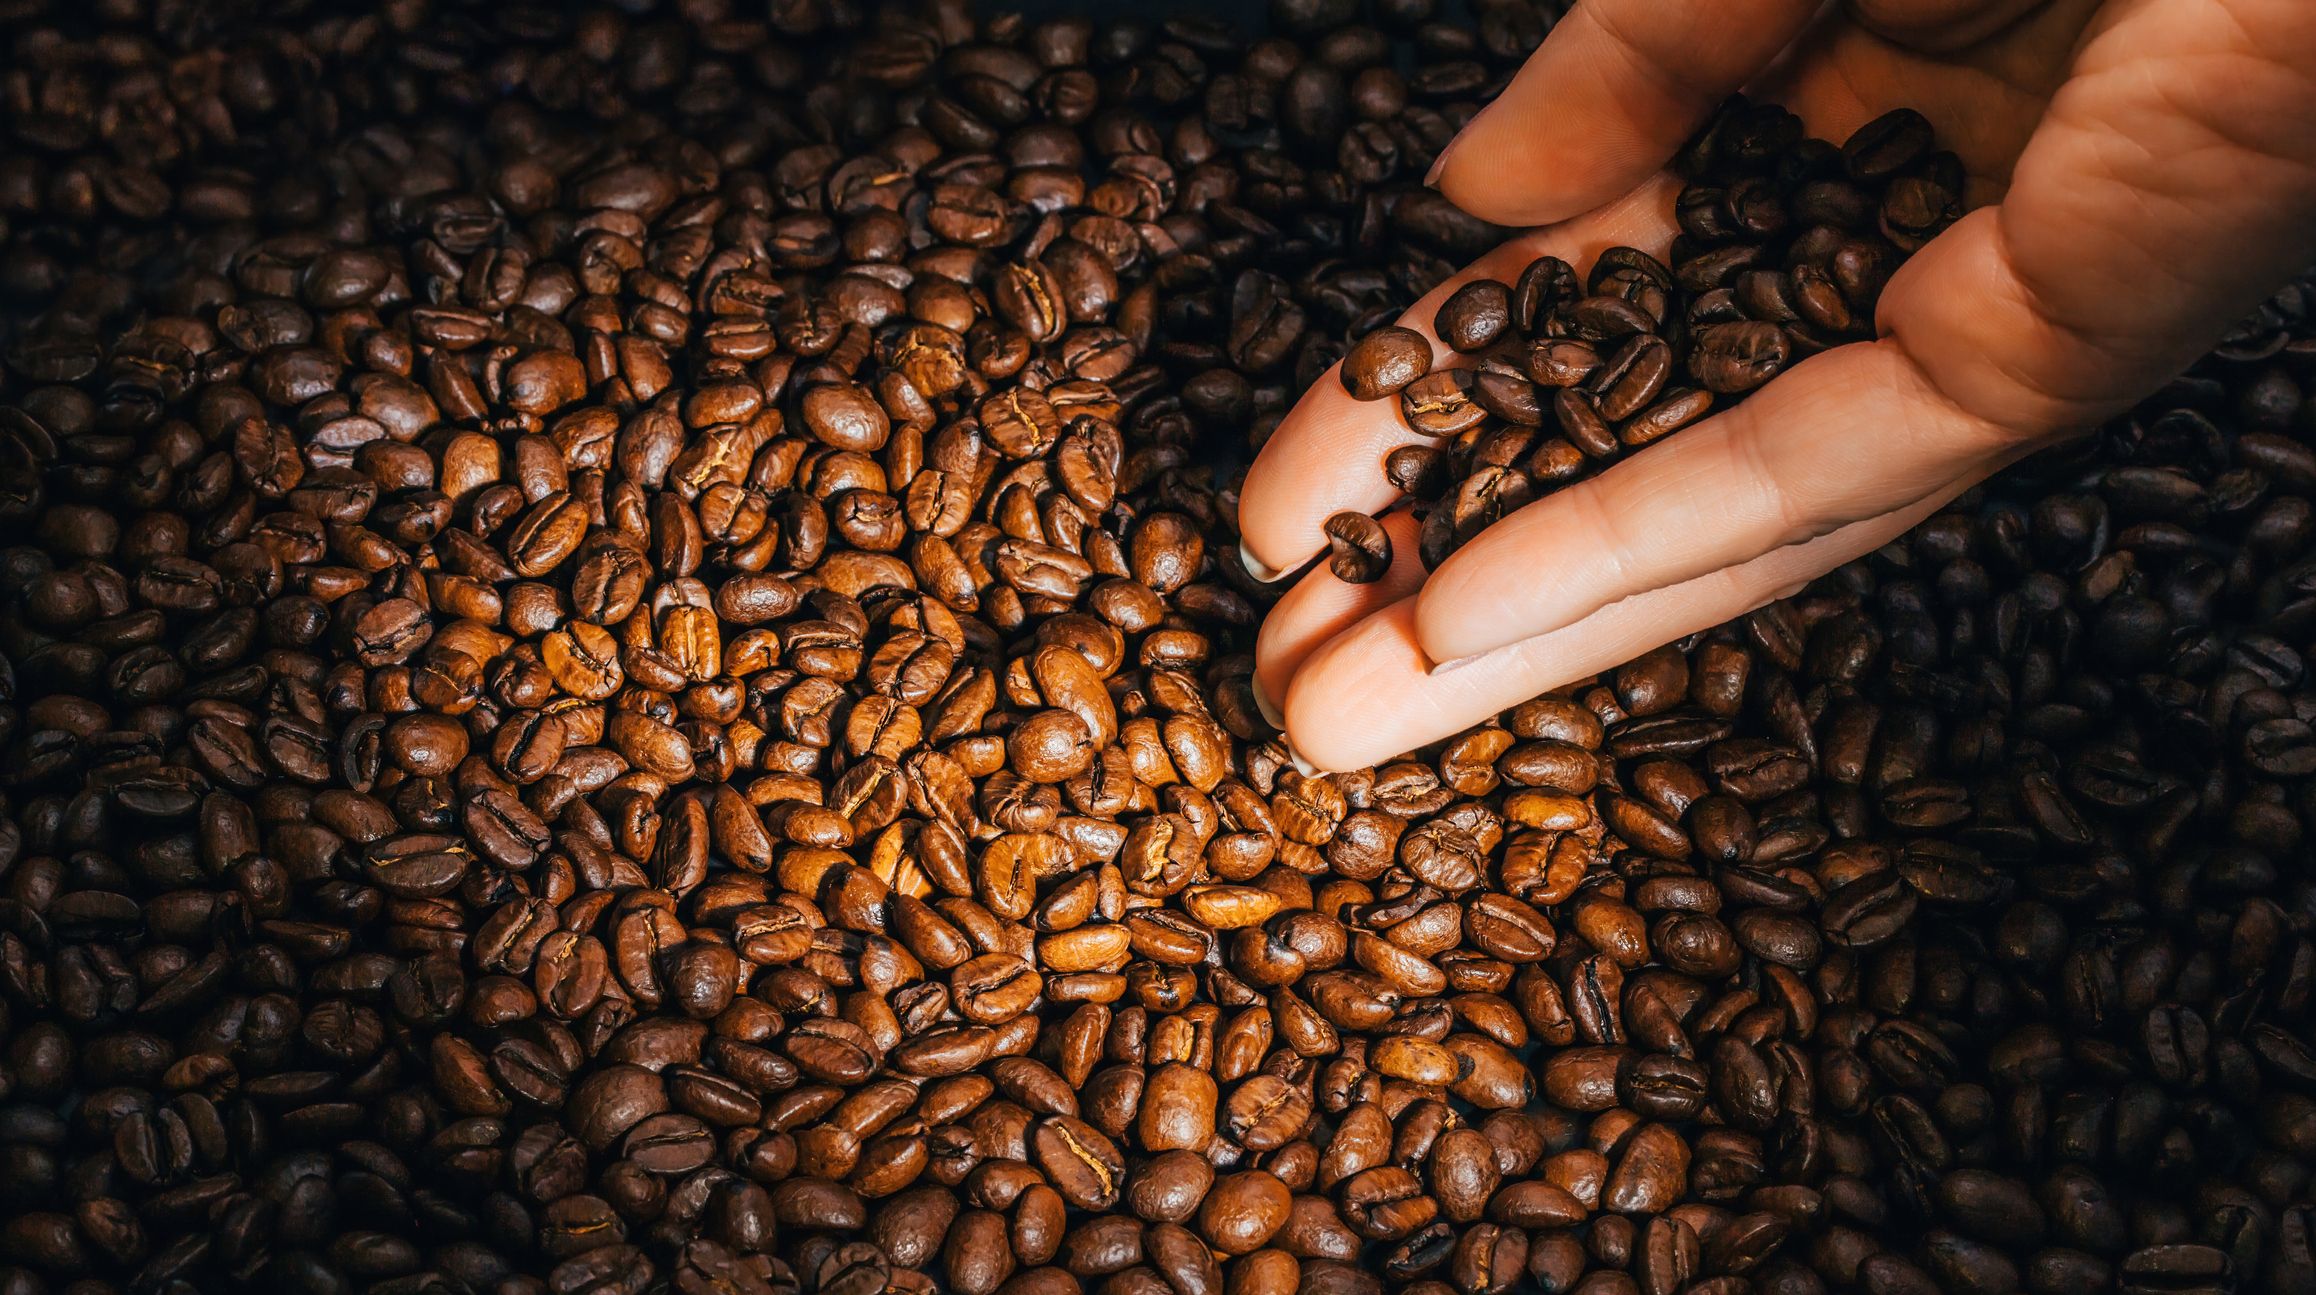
[1249, 674, 1285, 729]
[1240, 541, 1290, 584]
[1424, 119, 1475, 188]
[1428, 651, 1486, 677]
[1285, 741, 1321, 778]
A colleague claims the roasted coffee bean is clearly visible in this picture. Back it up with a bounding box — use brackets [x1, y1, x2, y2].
[1342, 327, 1434, 401]
[1324, 512, 1394, 584]
[1401, 369, 1488, 437]
[1436, 280, 1514, 355]
[1689, 321, 1793, 395]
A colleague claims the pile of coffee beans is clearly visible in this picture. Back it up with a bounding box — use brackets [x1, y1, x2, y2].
[1, 3, 2313, 1295]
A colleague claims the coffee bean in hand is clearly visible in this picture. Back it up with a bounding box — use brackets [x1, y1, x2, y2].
[1435, 279, 1513, 353]
[1341, 325, 1435, 401]
[1323, 511, 1394, 583]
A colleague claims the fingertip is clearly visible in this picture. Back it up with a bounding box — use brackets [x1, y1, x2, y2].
[1423, 54, 1667, 230]
[1252, 603, 1292, 708]
[1239, 540, 1292, 585]
[1248, 670, 1285, 729]
[1433, 134, 1577, 230]
[1278, 652, 1347, 773]
[1255, 508, 1428, 718]
[1279, 602, 1430, 773]
[1278, 693, 1357, 776]
[1239, 384, 1423, 582]
[1440, 165, 1633, 234]
[1408, 564, 1469, 671]
[1398, 544, 1510, 667]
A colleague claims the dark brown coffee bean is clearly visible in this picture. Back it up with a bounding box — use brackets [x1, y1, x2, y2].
[1200, 1170, 1292, 1254]
[1342, 327, 1434, 401]
[1031, 1116, 1125, 1210]
[1435, 280, 1512, 354]
[1688, 321, 1792, 394]
[1401, 370, 1487, 437]
[1323, 512, 1393, 583]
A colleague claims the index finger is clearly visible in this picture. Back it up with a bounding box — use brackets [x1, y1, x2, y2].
[1236, 174, 1682, 582]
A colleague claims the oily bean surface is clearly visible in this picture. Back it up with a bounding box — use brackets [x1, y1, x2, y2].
[1323, 512, 1393, 585]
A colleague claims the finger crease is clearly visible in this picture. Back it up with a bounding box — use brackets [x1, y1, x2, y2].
[1567, 483, 1645, 602]
[1729, 425, 1827, 550]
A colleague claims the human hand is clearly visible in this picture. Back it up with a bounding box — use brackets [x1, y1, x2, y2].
[1238, 0, 2316, 772]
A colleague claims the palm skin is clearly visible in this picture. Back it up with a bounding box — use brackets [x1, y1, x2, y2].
[1237, 0, 2316, 772]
